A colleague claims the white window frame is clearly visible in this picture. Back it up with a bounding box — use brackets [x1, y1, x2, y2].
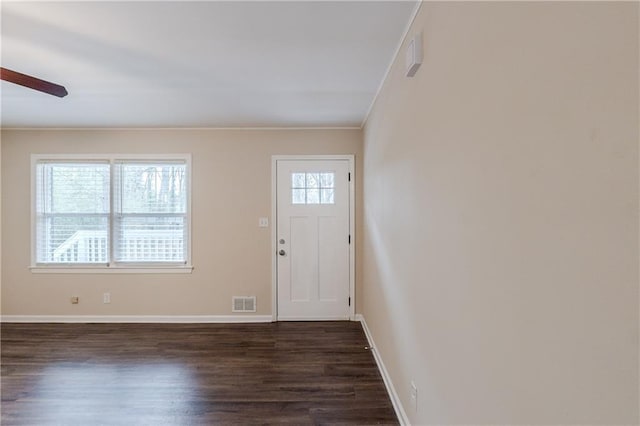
[30, 154, 193, 274]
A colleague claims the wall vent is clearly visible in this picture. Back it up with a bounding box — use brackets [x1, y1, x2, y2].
[232, 296, 256, 313]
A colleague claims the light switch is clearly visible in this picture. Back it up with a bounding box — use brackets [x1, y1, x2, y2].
[258, 217, 269, 228]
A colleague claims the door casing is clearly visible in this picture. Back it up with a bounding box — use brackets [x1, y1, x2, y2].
[271, 155, 355, 321]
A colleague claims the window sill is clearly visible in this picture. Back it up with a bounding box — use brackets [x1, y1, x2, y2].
[29, 266, 194, 274]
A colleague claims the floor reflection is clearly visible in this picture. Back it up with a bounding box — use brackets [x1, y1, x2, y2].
[30, 362, 196, 424]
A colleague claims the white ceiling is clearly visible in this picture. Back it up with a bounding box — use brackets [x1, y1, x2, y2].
[1, 1, 418, 128]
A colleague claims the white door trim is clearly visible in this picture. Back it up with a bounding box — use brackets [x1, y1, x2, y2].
[271, 155, 355, 322]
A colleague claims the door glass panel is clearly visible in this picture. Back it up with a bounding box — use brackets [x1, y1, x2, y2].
[320, 188, 334, 204]
[292, 189, 306, 204]
[292, 173, 306, 188]
[307, 189, 320, 204]
[306, 173, 319, 189]
[320, 173, 334, 188]
[290, 172, 336, 205]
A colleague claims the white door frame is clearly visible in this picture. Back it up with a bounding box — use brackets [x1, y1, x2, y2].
[271, 154, 355, 321]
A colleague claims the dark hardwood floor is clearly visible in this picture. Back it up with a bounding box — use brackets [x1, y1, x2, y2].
[1, 321, 398, 425]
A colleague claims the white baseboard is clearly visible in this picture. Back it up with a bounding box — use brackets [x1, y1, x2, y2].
[276, 316, 351, 321]
[1, 315, 273, 323]
[355, 314, 410, 426]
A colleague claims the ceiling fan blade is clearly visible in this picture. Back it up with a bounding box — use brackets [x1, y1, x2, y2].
[0, 67, 68, 98]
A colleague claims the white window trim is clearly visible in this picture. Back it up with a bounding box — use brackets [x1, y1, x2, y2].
[30, 154, 193, 274]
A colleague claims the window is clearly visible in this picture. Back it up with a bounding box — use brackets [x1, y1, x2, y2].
[114, 162, 187, 263]
[32, 155, 191, 271]
[291, 172, 335, 204]
[35, 162, 110, 264]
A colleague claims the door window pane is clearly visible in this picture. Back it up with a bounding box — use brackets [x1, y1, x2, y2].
[290, 172, 335, 205]
[306, 188, 320, 204]
[292, 189, 306, 204]
[320, 188, 335, 204]
[292, 173, 306, 188]
[320, 173, 334, 188]
[306, 173, 319, 189]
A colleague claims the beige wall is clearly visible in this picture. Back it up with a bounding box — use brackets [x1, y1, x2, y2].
[1, 128, 362, 316]
[362, 2, 639, 425]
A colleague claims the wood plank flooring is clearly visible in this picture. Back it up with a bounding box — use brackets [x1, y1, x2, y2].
[1, 321, 398, 425]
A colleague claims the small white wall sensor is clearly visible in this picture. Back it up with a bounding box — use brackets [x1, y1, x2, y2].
[405, 32, 423, 77]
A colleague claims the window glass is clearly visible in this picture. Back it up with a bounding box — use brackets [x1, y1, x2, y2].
[34, 158, 190, 267]
[291, 172, 335, 205]
[35, 163, 110, 263]
[114, 162, 187, 263]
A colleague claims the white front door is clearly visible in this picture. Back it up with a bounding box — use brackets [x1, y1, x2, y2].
[276, 158, 352, 320]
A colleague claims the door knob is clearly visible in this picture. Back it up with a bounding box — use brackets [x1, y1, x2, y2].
[279, 249, 286, 256]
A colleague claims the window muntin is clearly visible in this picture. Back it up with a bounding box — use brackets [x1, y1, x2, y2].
[291, 172, 335, 205]
[33, 156, 190, 268]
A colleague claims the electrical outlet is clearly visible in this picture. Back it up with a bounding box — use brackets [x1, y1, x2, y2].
[103, 292, 111, 304]
[410, 381, 418, 412]
[70, 296, 79, 304]
[258, 217, 269, 228]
